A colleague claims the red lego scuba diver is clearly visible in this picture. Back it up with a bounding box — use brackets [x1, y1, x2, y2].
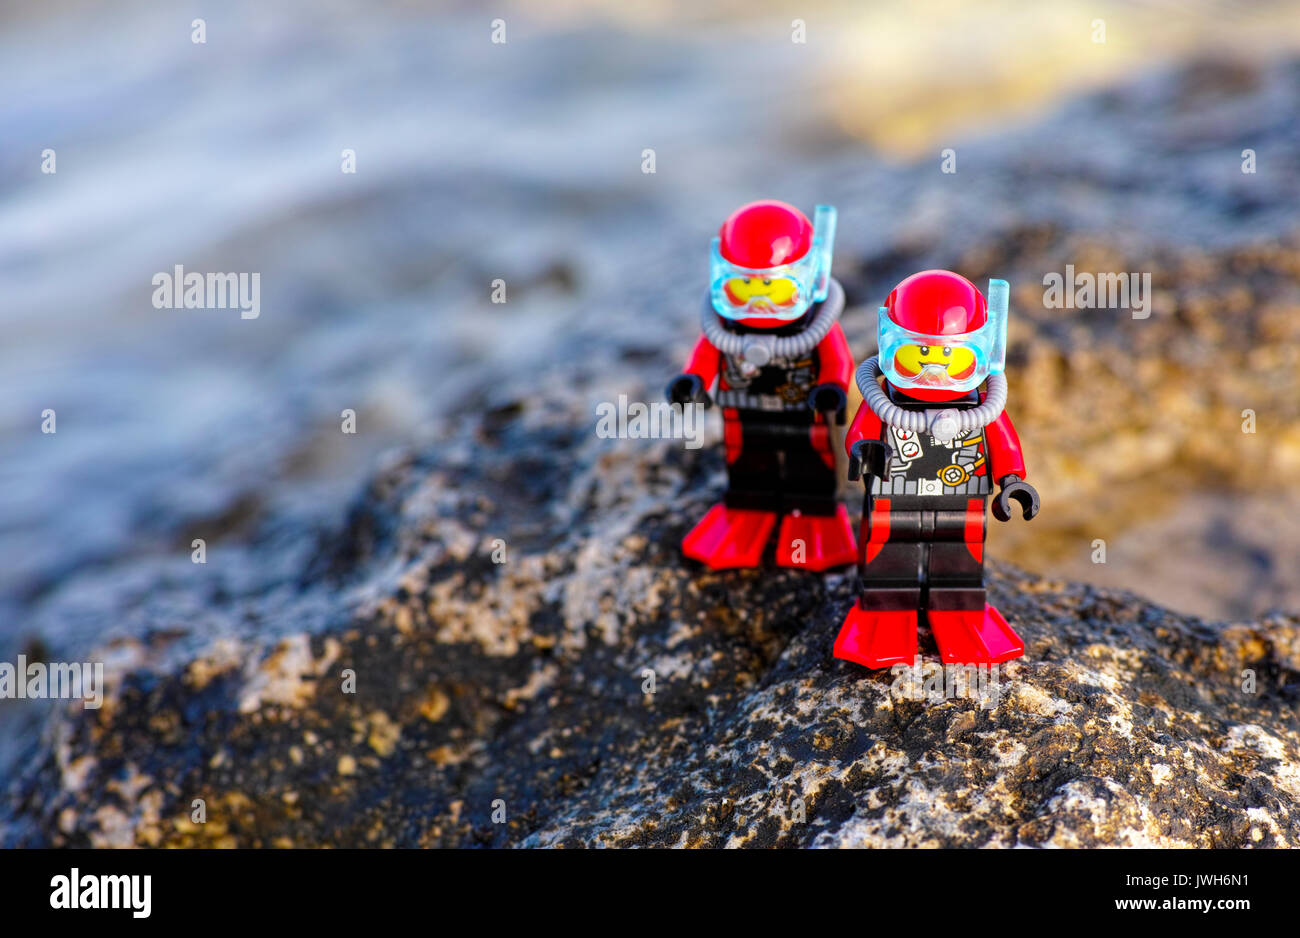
[667, 200, 856, 570]
[835, 270, 1040, 667]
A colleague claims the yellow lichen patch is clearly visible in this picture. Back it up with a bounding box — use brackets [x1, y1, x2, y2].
[185, 638, 244, 690]
[60, 755, 95, 794]
[367, 711, 402, 757]
[90, 806, 136, 849]
[1008, 683, 1072, 719]
[106, 765, 153, 804]
[237, 635, 341, 714]
[426, 745, 472, 767]
[502, 663, 558, 710]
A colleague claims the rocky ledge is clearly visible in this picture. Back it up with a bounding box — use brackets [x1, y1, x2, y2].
[3, 387, 1298, 848]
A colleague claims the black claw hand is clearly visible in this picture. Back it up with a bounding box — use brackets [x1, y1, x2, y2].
[666, 373, 711, 408]
[807, 383, 848, 424]
[847, 439, 890, 484]
[993, 474, 1040, 522]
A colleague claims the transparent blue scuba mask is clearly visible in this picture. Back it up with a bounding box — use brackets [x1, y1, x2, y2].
[877, 279, 1008, 394]
[709, 205, 837, 321]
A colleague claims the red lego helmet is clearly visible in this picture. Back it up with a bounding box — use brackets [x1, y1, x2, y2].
[718, 201, 814, 269]
[709, 200, 837, 324]
[886, 270, 987, 335]
[878, 270, 1008, 401]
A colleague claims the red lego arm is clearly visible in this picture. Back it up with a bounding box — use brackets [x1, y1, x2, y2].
[816, 322, 853, 389]
[845, 396, 884, 453]
[683, 335, 721, 389]
[985, 408, 1027, 481]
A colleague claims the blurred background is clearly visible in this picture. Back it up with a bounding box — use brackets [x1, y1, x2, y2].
[4, 0, 1300, 677]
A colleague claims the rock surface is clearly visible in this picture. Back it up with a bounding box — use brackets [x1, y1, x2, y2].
[4, 385, 1300, 848]
[5, 55, 1300, 847]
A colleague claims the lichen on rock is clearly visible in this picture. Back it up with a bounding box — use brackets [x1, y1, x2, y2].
[3, 386, 1298, 848]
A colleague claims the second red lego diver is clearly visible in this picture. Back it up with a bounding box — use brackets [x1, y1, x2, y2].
[667, 200, 856, 570]
[835, 270, 1040, 668]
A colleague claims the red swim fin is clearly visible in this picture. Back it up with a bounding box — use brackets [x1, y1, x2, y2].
[775, 506, 857, 571]
[833, 605, 918, 669]
[681, 504, 777, 570]
[928, 605, 1024, 665]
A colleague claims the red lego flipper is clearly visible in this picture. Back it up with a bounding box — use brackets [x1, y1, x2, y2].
[928, 605, 1024, 665]
[775, 506, 857, 571]
[833, 606, 917, 669]
[681, 504, 777, 570]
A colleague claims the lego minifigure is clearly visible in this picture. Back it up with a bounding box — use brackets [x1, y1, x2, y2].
[667, 200, 857, 570]
[835, 270, 1039, 667]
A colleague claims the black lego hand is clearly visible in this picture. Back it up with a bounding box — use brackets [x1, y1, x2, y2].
[807, 382, 847, 425]
[666, 373, 712, 408]
[847, 439, 890, 484]
[993, 474, 1040, 522]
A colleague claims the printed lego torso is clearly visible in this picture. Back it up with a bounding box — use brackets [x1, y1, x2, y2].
[715, 351, 818, 413]
[872, 422, 991, 499]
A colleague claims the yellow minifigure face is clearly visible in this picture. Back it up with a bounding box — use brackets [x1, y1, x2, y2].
[892, 343, 978, 384]
[722, 275, 799, 314]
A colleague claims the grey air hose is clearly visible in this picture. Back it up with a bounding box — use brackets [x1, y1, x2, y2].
[699, 278, 844, 369]
[855, 355, 1006, 444]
